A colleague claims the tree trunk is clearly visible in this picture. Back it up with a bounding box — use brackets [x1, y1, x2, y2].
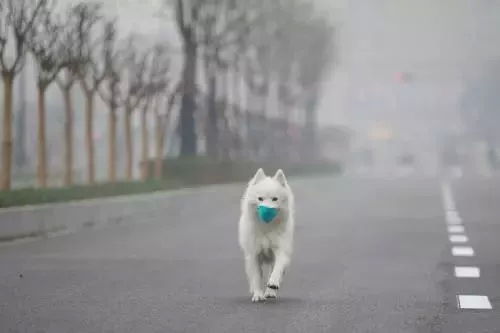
[1, 72, 14, 190]
[124, 106, 134, 181]
[232, 65, 241, 113]
[260, 79, 269, 116]
[231, 66, 242, 157]
[108, 107, 117, 182]
[218, 69, 230, 160]
[206, 73, 218, 158]
[63, 87, 74, 186]
[304, 91, 319, 161]
[140, 107, 150, 181]
[37, 85, 48, 188]
[179, 40, 198, 156]
[154, 110, 165, 179]
[84, 92, 96, 184]
[256, 82, 269, 160]
[15, 68, 27, 169]
[278, 84, 290, 133]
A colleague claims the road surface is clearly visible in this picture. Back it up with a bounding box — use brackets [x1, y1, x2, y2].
[0, 176, 499, 332]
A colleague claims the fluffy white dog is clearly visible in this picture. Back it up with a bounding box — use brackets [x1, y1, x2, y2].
[238, 168, 295, 302]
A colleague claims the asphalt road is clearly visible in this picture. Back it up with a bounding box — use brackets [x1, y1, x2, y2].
[0, 176, 499, 333]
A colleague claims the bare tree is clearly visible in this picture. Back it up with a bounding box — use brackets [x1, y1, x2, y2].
[0, 0, 47, 189]
[74, 2, 103, 184]
[240, 2, 278, 159]
[116, 37, 149, 181]
[171, 0, 203, 156]
[27, 2, 68, 188]
[240, 0, 335, 161]
[198, 0, 256, 158]
[55, 3, 97, 186]
[163, 0, 258, 157]
[154, 84, 181, 179]
[293, 14, 335, 160]
[139, 45, 171, 180]
[198, 3, 221, 158]
[140, 92, 154, 180]
[97, 21, 122, 182]
[225, 21, 253, 158]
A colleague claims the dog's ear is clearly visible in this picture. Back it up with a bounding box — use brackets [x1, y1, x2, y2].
[273, 169, 288, 187]
[250, 168, 266, 185]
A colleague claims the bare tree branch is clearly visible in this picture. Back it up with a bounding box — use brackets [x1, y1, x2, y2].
[73, 6, 109, 96]
[27, 0, 67, 89]
[0, 0, 48, 74]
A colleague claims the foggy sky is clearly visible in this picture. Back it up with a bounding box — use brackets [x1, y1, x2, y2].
[8, 0, 500, 135]
[319, 0, 500, 131]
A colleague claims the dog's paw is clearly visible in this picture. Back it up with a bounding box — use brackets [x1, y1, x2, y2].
[267, 275, 280, 290]
[251, 291, 265, 302]
[264, 287, 277, 299]
[267, 278, 280, 290]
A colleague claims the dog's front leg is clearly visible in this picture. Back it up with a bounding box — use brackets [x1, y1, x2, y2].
[267, 250, 290, 291]
[245, 255, 265, 302]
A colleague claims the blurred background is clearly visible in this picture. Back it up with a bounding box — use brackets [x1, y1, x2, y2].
[3, 2, 500, 331]
[0, 0, 499, 196]
[0, 0, 339, 197]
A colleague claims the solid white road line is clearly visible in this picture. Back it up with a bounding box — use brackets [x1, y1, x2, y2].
[448, 225, 465, 233]
[455, 266, 480, 278]
[452, 246, 475, 256]
[449, 235, 469, 243]
[457, 295, 492, 309]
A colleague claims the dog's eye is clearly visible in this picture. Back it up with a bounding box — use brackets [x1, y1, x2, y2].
[272, 197, 278, 202]
[258, 197, 264, 201]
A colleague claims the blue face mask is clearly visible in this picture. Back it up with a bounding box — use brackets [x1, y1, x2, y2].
[257, 205, 279, 223]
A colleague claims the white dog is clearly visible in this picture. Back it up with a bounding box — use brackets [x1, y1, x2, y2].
[238, 168, 295, 302]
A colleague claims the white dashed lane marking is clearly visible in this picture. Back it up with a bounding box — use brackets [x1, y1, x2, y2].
[455, 266, 480, 278]
[442, 181, 493, 310]
[446, 210, 462, 225]
[441, 183, 456, 211]
[452, 246, 475, 257]
[449, 235, 468, 243]
[448, 225, 465, 233]
[457, 295, 492, 310]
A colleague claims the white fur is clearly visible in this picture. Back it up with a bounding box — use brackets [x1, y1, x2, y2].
[238, 168, 295, 302]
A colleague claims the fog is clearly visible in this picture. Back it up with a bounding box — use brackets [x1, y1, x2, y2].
[1, 0, 500, 188]
[319, 0, 500, 177]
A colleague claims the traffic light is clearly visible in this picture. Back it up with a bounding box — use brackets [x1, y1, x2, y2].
[395, 72, 413, 83]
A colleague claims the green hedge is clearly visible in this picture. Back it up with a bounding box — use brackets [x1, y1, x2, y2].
[0, 158, 341, 208]
[0, 179, 186, 208]
[154, 157, 342, 185]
